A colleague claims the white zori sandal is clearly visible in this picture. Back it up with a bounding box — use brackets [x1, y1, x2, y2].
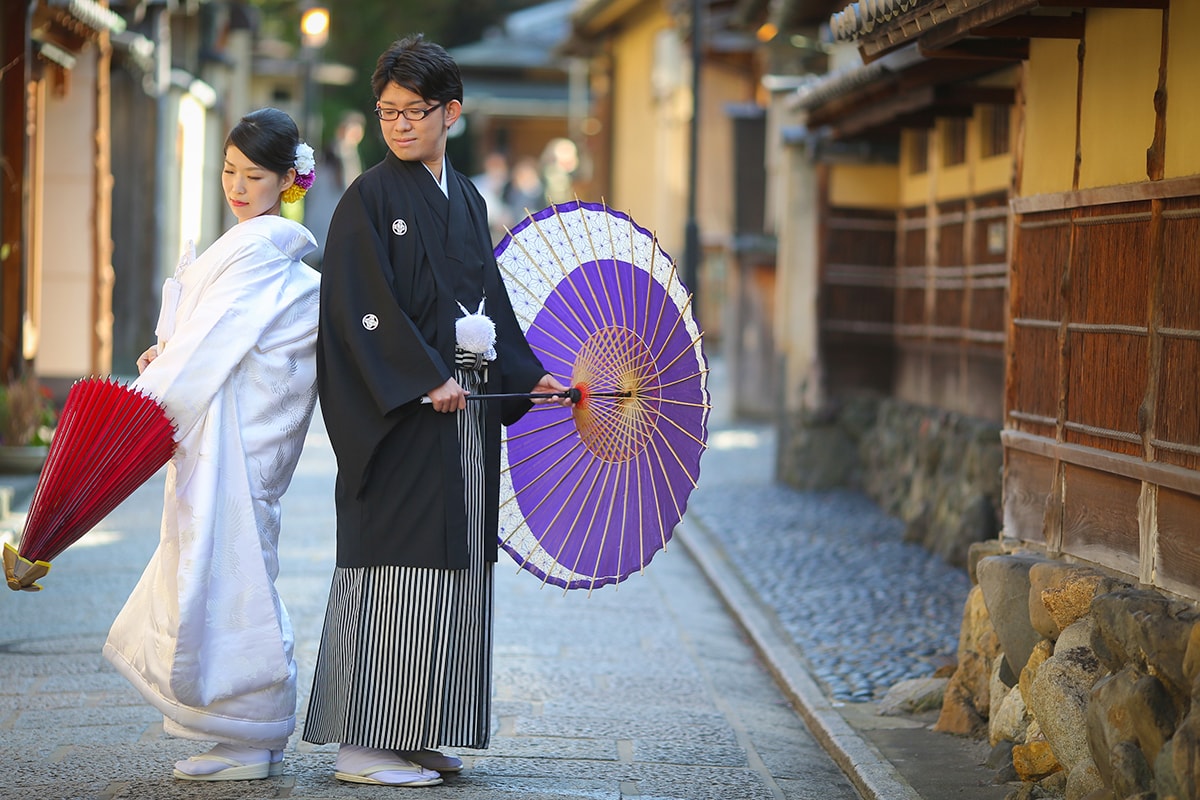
[397, 748, 463, 773]
[172, 743, 284, 781]
[334, 744, 443, 786]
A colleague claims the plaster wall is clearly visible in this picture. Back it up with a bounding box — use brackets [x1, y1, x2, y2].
[830, 163, 899, 209]
[1021, 39, 1077, 196]
[608, 5, 686, 257]
[39, 51, 99, 379]
[1165, 0, 1200, 178]
[773, 125, 820, 415]
[1077, 9, 1160, 189]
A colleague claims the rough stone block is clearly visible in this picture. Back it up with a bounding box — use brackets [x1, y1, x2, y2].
[1029, 646, 1104, 772]
[877, 677, 948, 716]
[1169, 707, 1200, 800]
[1065, 759, 1104, 800]
[1110, 740, 1153, 798]
[989, 657, 1010, 723]
[968, 539, 1006, 586]
[934, 656, 989, 737]
[1031, 562, 1119, 639]
[1012, 739, 1062, 782]
[1019, 639, 1053, 708]
[1056, 617, 1094, 655]
[990, 677, 1029, 747]
[955, 584, 1002, 701]
[978, 554, 1050, 677]
[1087, 664, 1179, 784]
[1090, 588, 1199, 702]
[779, 421, 861, 490]
[1153, 735, 1181, 800]
[1182, 621, 1200, 687]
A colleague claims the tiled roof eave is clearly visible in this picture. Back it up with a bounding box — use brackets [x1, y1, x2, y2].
[50, 0, 127, 35]
[828, 0, 1033, 59]
[788, 41, 923, 112]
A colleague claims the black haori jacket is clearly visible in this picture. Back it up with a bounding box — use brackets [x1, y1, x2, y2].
[317, 152, 546, 569]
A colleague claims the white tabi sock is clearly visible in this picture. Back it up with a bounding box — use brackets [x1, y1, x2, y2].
[174, 743, 273, 776]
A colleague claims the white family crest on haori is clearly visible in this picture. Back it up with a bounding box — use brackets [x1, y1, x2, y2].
[493, 200, 709, 593]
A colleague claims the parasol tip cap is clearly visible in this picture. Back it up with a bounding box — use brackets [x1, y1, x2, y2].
[3, 542, 50, 592]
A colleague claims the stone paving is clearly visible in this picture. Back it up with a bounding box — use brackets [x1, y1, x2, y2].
[0, 383, 865, 800]
[0, 356, 1005, 800]
[686, 422, 972, 703]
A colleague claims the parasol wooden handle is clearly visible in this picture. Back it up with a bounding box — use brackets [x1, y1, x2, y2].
[3, 541, 51, 592]
[420, 388, 632, 405]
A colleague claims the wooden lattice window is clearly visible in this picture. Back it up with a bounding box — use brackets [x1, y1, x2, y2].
[942, 118, 968, 167]
[908, 129, 929, 175]
[980, 104, 1011, 158]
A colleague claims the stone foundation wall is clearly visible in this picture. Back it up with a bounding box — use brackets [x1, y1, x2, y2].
[936, 543, 1200, 800]
[777, 394, 1003, 568]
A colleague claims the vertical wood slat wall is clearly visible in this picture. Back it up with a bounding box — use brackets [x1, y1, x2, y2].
[819, 204, 897, 397]
[818, 190, 1008, 419]
[1004, 180, 1200, 597]
[902, 195, 1012, 345]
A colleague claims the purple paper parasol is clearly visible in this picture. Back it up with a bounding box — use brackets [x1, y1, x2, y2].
[494, 200, 710, 591]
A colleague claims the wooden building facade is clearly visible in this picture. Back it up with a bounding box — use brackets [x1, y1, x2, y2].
[808, 0, 1200, 599]
[0, 0, 125, 384]
[567, 0, 767, 357]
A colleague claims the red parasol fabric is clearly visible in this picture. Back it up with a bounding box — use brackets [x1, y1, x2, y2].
[3, 377, 176, 591]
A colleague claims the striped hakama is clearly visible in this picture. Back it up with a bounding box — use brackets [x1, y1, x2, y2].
[302, 364, 493, 750]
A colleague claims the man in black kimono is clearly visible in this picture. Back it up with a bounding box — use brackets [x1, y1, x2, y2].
[303, 34, 567, 787]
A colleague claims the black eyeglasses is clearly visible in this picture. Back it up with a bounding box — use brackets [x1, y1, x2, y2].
[374, 103, 444, 122]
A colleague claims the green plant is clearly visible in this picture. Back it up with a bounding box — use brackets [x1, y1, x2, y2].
[0, 375, 57, 447]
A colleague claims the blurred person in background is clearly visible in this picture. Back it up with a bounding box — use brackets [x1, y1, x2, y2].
[304, 110, 366, 267]
[471, 150, 513, 243]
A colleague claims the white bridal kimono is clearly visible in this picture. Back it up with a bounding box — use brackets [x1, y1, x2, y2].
[103, 215, 320, 749]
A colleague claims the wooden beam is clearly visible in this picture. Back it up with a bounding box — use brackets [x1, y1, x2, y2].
[1039, 0, 1166, 8]
[973, 13, 1085, 39]
[1, 5, 25, 380]
[1012, 176, 1200, 214]
[937, 84, 1017, 106]
[1003, 430, 1200, 497]
[919, 39, 1030, 61]
[817, 85, 937, 137]
[821, 85, 1014, 140]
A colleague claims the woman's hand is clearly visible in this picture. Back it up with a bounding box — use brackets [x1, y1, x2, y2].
[531, 374, 573, 407]
[427, 376, 467, 413]
[136, 345, 159, 374]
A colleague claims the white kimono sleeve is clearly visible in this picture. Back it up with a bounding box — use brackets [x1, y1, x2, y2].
[134, 235, 294, 438]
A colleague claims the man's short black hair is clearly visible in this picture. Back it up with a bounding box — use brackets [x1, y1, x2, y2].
[371, 34, 463, 105]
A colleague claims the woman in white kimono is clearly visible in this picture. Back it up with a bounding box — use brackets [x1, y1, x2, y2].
[102, 108, 321, 782]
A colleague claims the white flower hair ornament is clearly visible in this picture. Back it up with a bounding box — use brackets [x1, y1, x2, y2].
[281, 142, 316, 204]
[456, 299, 497, 361]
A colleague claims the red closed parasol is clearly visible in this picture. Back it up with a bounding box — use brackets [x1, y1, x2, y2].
[3, 377, 176, 591]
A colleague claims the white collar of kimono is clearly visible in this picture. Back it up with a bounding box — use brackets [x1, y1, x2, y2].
[423, 157, 449, 198]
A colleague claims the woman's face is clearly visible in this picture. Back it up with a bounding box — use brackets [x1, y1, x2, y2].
[376, 82, 460, 169]
[222, 145, 294, 223]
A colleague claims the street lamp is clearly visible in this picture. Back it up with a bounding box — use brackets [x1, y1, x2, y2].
[299, 6, 329, 140]
[300, 6, 330, 49]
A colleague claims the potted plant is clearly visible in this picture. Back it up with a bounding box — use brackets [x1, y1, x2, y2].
[0, 375, 57, 473]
